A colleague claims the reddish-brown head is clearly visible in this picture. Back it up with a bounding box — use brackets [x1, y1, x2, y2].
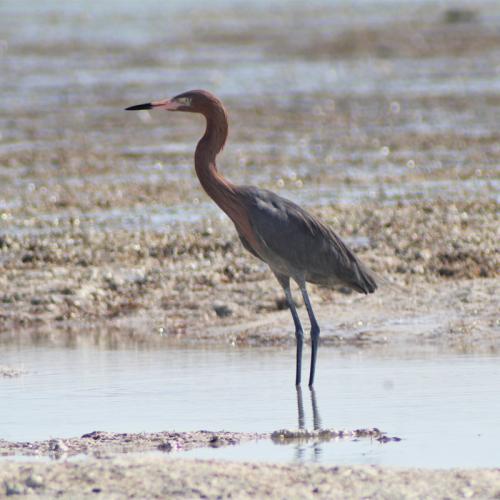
[125, 89, 224, 116]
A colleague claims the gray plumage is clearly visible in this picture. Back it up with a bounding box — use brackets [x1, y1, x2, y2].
[238, 186, 378, 295]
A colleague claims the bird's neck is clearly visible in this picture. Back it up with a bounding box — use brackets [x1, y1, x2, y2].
[194, 110, 239, 218]
[193, 104, 263, 254]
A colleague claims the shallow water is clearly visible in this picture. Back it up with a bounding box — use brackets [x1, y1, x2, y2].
[1, 344, 499, 468]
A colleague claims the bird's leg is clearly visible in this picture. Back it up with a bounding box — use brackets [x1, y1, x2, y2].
[275, 273, 304, 386]
[285, 286, 304, 386]
[299, 283, 320, 387]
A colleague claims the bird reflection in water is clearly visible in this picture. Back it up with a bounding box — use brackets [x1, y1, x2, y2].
[294, 386, 323, 463]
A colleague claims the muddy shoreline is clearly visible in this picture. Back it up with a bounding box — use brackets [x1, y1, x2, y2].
[1, 430, 497, 498]
[0, 427, 400, 459]
[0, 431, 267, 459]
[1, 457, 499, 499]
[1, 199, 498, 348]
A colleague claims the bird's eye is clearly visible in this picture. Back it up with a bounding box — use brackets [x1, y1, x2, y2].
[176, 97, 191, 106]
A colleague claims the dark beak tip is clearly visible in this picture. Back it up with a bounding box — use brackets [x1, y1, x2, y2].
[125, 103, 153, 111]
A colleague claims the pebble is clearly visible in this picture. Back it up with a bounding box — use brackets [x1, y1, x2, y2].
[362, 467, 378, 477]
[49, 439, 68, 453]
[26, 474, 44, 488]
[157, 441, 173, 451]
[0, 366, 26, 378]
[213, 302, 234, 318]
[460, 487, 475, 498]
[4, 481, 23, 495]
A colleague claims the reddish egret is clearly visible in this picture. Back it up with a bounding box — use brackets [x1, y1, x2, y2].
[126, 90, 377, 387]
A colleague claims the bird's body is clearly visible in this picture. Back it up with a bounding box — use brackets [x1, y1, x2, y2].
[126, 89, 378, 387]
[233, 186, 377, 293]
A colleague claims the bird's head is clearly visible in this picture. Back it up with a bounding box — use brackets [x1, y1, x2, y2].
[125, 89, 223, 116]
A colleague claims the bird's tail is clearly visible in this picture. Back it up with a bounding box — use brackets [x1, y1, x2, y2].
[354, 261, 403, 294]
[351, 260, 378, 294]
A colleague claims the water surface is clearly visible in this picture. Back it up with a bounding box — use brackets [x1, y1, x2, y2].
[1, 344, 499, 468]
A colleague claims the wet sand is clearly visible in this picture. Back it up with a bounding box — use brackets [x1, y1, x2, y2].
[1, 3, 498, 348]
[0, 200, 497, 348]
[0, 428, 396, 459]
[0, 431, 267, 458]
[1, 457, 499, 499]
[1, 0, 499, 497]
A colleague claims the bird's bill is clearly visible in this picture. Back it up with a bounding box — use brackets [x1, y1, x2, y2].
[125, 99, 180, 111]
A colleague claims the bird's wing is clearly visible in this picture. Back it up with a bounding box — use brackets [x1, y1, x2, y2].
[240, 187, 377, 293]
[238, 232, 264, 261]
